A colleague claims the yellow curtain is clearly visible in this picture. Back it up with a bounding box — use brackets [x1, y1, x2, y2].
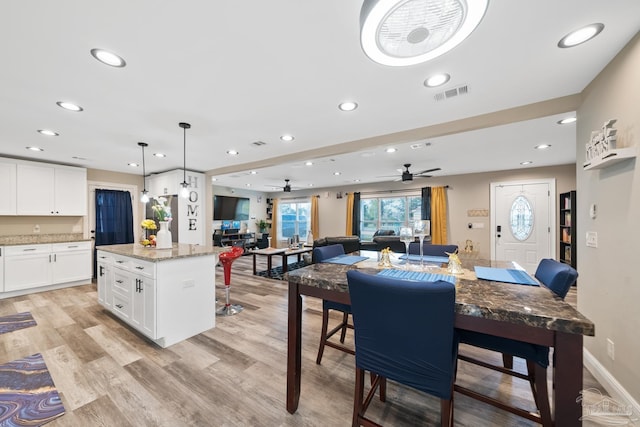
[345, 193, 354, 236]
[271, 198, 279, 247]
[311, 195, 319, 240]
[431, 186, 448, 244]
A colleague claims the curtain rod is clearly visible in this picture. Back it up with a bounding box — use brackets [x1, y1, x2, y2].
[351, 185, 449, 196]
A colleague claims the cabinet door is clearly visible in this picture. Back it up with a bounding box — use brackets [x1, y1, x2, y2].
[0, 162, 17, 215]
[16, 164, 55, 215]
[131, 275, 156, 338]
[52, 246, 92, 284]
[54, 167, 87, 215]
[4, 247, 52, 291]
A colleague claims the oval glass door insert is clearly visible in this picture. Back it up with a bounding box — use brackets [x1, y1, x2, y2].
[510, 195, 534, 241]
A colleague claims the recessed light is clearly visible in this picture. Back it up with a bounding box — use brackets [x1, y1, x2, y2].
[128, 162, 139, 167]
[153, 153, 166, 158]
[308, 184, 314, 187]
[26, 146, 43, 152]
[227, 150, 239, 155]
[535, 144, 552, 150]
[211, 177, 218, 182]
[280, 135, 295, 142]
[520, 161, 533, 165]
[354, 179, 361, 182]
[37, 129, 59, 136]
[333, 171, 341, 176]
[90, 48, 126, 67]
[250, 171, 257, 175]
[338, 101, 358, 111]
[305, 161, 313, 166]
[56, 101, 83, 112]
[385, 147, 397, 153]
[557, 117, 577, 125]
[246, 183, 251, 187]
[558, 23, 604, 48]
[424, 73, 451, 88]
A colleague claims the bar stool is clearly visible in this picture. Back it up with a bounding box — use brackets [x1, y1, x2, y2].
[216, 246, 245, 316]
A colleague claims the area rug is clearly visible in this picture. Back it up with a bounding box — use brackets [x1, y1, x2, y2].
[0, 313, 37, 336]
[256, 261, 307, 280]
[0, 353, 65, 426]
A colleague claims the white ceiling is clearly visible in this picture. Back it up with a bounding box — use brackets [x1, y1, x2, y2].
[1, 1, 639, 191]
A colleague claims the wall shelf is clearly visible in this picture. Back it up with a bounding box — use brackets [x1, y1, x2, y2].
[583, 147, 637, 170]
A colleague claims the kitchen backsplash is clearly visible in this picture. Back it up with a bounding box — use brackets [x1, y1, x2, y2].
[0, 233, 87, 245]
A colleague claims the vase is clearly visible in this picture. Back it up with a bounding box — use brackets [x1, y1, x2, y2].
[155, 221, 172, 249]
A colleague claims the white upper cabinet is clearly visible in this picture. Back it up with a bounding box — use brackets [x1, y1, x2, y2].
[0, 161, 17, 215]
[15, 162, 87, 216]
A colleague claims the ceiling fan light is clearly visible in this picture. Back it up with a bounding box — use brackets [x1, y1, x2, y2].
[360, 0, 489, 66]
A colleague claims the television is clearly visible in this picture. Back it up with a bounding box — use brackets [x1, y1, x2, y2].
[213, 195, 250, 220]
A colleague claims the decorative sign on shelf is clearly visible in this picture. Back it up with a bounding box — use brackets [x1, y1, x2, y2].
[586, 119, 618, 162]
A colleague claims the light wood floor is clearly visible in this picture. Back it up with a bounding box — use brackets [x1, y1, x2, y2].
[0, 255, 602, 426]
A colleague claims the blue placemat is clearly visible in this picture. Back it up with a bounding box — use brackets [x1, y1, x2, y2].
[474, 266, 539, 286]
[398, 254, 449, 264]
[322, 255, 369, 265]
[377, 269, 456, 284]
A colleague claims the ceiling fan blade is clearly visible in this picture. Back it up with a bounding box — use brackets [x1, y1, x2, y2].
[414, 167, 441, 175]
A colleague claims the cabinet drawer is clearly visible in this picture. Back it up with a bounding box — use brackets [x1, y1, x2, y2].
[112, 293, 131, 320]
[112, 271, 130, 295]
[5, 244, 52, 256]
[129, 259, 156, 279]
[52, 241, 91, 252]
[96, 251, 114, 265]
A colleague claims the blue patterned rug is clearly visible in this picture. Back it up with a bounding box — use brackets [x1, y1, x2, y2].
[0, 313, 37, 336]
[0, 353, 65, 426]
[256, 261, 307, 280]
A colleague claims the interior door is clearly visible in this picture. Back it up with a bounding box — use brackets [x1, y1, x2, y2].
[491, 179, 556, 273]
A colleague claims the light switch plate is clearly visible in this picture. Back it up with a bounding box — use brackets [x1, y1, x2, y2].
[586, 231, 598, 248]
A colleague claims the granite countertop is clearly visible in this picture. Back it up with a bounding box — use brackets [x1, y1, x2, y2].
[97, 243, 226, 261]
[0, 233, 90, 246]
[287, 257, 595, 337]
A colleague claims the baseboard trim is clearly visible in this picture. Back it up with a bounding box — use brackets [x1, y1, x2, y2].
[583, 348, 640, 415]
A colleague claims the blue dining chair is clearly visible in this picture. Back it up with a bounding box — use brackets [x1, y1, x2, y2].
[408, 243, 458, 257]
[455, 258, 578, 427]
[313, 244, 354, 364]
[347, 269, 458, 427]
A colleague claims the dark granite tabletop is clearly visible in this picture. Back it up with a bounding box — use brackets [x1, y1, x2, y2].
[287, 256, 595, 337]
[97, 243, 226, 262]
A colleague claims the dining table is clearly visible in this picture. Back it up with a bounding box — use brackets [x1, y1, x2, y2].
[285, 252, 595, 426]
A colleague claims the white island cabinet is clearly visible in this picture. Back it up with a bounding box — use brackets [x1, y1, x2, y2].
[96, 243, 224, 348]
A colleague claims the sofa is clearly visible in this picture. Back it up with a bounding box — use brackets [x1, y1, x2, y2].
[312, 236, 361, 263]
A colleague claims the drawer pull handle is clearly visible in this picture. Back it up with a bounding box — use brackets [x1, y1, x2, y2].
[135, 266, 144, 270]
[116, 304, 124, 309]
[116, 280, 123, 284]
[23, 248, 37, 251]
[116, 260, 124, 264]
[67, 245, 79, 248]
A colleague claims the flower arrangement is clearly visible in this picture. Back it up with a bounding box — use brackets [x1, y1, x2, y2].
[140, 219, 157, 247]
[152, 196, 172, 221]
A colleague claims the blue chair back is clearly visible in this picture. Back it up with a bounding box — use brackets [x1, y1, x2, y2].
[534, 258, 578, 299]
[408, 243, 458, 257]
[346, 270, 457, 399]
[313, 244, 345, 263]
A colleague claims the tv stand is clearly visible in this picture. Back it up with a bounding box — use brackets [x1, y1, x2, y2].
[213, 229, 255, 251]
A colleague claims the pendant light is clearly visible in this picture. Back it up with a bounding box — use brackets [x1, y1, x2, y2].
[138, 142, 150, 203]
[179, 122, 191, 198]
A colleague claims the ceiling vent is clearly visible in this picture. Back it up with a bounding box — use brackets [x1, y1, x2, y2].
[434, 84, 468, 101]
[252, 141, 267, 146]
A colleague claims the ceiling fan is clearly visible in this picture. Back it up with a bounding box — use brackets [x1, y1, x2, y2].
[267, 179, 297, 192]
[382, 164, 441, 182]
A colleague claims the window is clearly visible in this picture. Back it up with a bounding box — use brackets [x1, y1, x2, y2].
[360, 194, 422, 240]
[278, 199, 311, 240]
[510, 195, 534, 241]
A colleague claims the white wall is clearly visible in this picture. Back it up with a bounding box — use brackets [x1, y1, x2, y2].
[577, 32, 640, 403]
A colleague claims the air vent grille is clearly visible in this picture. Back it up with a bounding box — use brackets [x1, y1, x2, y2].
[434, 84, 469, 102]
[252, 141, 267, 146]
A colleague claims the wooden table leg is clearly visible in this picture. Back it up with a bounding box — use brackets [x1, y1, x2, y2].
[253, 253, 257, 275]
[553, 332, 583, 426]
[282, 253, 289, 273]
[286, 280, 302, 413]
[267, 255, 273, 277]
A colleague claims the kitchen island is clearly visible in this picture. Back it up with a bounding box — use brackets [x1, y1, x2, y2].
[96, 243, 226, 348]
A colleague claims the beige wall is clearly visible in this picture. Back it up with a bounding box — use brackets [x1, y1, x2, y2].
[577, 32, 640, 401]
[264, 164, 575, 259]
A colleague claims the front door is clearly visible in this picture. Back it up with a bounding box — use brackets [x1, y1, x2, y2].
[490, 179, 555, 273]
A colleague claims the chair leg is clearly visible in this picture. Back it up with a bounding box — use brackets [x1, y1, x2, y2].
[353, 368, 366, 427]
[441, 397, 454, 427]
[502, 353, 514, 369]
[527, 361, 553, 427]
[339, 312, 349, 343]
[316, 308, 330, 364]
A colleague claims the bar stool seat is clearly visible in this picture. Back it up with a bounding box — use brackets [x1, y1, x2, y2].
[216, 246, 245, 316]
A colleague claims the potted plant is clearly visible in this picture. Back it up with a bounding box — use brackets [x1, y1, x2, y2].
[256, 219, 269, 233]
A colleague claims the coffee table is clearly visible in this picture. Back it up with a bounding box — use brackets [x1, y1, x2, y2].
[252, 247, 313, 278]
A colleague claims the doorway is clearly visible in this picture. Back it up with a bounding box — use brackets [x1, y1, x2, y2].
[490, 179, 556, 273]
